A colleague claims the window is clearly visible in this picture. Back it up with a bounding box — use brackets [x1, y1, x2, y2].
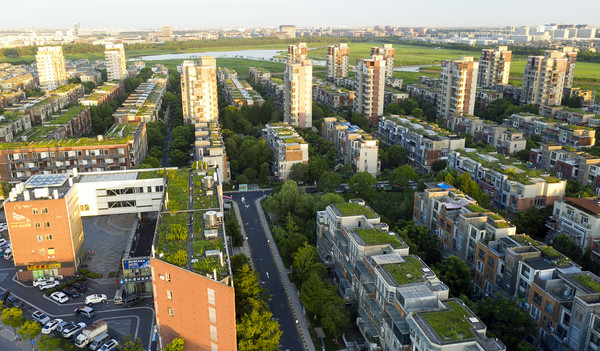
[530, 306, 541, 321]
[45, 234, 53, 240]
[42, 208, 48, 214]
[44, 222, 50, 228]
[165, 273, 171, 282]
[32, 208, 39, 215]
[47, 248, 55, 255]
[79, 204, 89, 211]
[37, 235, 43, 242]
[207, 288, 216, 305]
[210, 325, 218, 341]
[209, 307, 217, 323]
[39, 248, 45, 256]
[168, 307, 174, 317]
[35, 222, 41, 228]
[476, 260, 484, 273]
[167, 290, 173, 300]
[211, 343, 218, 351]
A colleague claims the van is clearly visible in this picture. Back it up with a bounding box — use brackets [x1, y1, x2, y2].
[122, 294, 142, 308]
[113, 288, 124, 305]
[74, 306, 95, 319]
[4, 248, 12, 260]
[89, 332, 111, 351]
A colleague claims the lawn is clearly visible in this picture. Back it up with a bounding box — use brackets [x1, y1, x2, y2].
[355, 228, 404, 248]
[422, 301, 477, 342]
[384, 256, 426, 285]
[335, 202, 376, 218]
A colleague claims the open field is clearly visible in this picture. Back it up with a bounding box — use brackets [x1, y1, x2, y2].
[510, 60, 600, 80]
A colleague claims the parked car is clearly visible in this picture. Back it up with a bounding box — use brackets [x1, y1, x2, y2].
[41, 319, 63, 334]
[72, 282, 88, 292]
[50, 291, 69, 304]
[33, 277, 56, 287]
[56, 321, 73, 333]
[0, 238, 7, 246]
[74, 305, 95, 318]
[32, 311, 51, 324]
[61, 287, 81, 299]
[99, 339, 119, 351]
[39, 280, 59, 291]
[6, 296, 24, 309]
[62, 322, 86, 338]
[85, 294, 107, 306]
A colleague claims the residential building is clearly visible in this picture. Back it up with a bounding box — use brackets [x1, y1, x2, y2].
[194, 122, 230, 182]
[322, 116, 379, 176]
[370, 44, 394, 80]
[35, 46, 67, 91]
[378, 115, 465, 173]
[161, 25, 174, 37]
[279, 25, 296, 39]
[0, 63, 37, 92]
[438, 57, 478, 119]
[284, 59, 312, 128]
[477, 46, 512, 88]
[476, 89, 504, 109]
[568, 88, 596, 106]
[104, 43, 127, 81]
[547, 197, 600, 251]
[113, 72, 168, 124]
[326, 43, 349, 82]
[312, 83, 354, 110]
[217, 68, 264, 108]
[0, 123, 148, 182]
[248, 67, 271, 85]
[287, 43, 307, 63]
[262, 122, 309, 181]
[151, 167, 236, 350]
[181, 57, 218, 124]
[79, 80, 126, 107]
[354, 56, 386, 124]
[504, 113, 596, 149]
[447, 149, 566, 214]
[407, 83, 440, 107]
[521, 48, 577, 106]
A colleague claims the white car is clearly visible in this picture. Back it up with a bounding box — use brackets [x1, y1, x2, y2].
[85, 294, 107, 306]
[0, 238, 6, 246]
[39, 280, 59, 291]
[33, 277, 55, 287]
[62, 322, 86, 338]
[99, 339, 119, 351]
[32, 311, 51, 325]
[50, 291, 69, 304]
[41, 318, 63, 334]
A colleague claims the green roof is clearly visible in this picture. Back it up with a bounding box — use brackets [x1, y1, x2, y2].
[49, 83, 81, 94]
[575, 274, 600, 292]
[336, 202, 376, 218]
[384, 256, 426, 285]
[50, 106, 87, 124]
[466, 204, 487, 213]
[421, 301, 477, 342]
[355, 228, 403, 248]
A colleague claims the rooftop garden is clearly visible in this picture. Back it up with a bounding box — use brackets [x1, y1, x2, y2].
[466, 204, 487, 213]
[50, 83, 81, 94]
[271, 78, 283, 85]
[105, 124, 136, 138]
[384, 256, 426, 285]
[575, 274, 600, 293]
[336, 202, 376, 218]
[422, 301, 476, 342]
[0, 134, 132, 149]
[355, 228, 404, 248]
[50, 106, 87, 125]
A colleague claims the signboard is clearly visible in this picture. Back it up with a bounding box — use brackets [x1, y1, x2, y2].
[122, 258, 151, 270]
[238, 184, 248, 192]
[27, 263, 61, 271]
[123, 276, 152, 283]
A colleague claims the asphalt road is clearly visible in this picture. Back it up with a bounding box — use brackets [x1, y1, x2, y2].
[231, 190, 305, 351]
[0, 258, 155, 349]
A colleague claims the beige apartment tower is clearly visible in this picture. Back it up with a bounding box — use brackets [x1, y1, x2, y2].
[284, 59, 313, 128]
[181, 57, 218, 124]
[287, 43, 308, 64]
[35, 46, 67, 91]
[354, 56, 386, 124]
[370, 44, 394, 80]
[104, 44, 127, 81]
[326, 43, 349, 82]
[477, 46, 512, 88]
[439, 57, 478, 119]
[521, 48, 577, 106]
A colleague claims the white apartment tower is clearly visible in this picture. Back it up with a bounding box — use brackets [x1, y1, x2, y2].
[326, 43, 349, 82]
[370, 44, 394, 80]
[521, 48, 577, 106]
[35, 46, 67, 91]
[181, 57, 218, 124]
[477, 46, 512, 88]
[104, 43, 127, 81]
[439, 57, 479, 119]
[284, 59, 313, 128]
[354, 55, 386, 125]
[287, 43, 308, 64]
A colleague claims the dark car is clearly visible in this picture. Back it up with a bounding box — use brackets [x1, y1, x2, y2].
[62, 287, 81, 299]
[0, 290, 9, 302]
[6, 296, 24, 309]
[71, 282, 88, 292]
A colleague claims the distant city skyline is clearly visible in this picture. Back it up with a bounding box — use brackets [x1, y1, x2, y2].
[4, 0, 599, 30]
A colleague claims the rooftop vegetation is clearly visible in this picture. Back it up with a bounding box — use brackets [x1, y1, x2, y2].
[422, 301, 476, 342]
[384, 256, 426, 285]
[336, 202, 376, 218]
[50, 105, 87, 124]
[355, 228, 404, 248]
[575, 274, 600, 292]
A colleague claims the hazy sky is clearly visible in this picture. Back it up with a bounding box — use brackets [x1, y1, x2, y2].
[4, 0, 600, 29]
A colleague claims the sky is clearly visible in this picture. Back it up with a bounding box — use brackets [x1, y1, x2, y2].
[4, 0, 600, 30]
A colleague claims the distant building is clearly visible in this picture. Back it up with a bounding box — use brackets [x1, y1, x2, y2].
[279, 25, 296, 39]
[35, 46, 67, 91]
[104, 43, 127, 81]
[521, 48, 577, 106]
[161, 25, 174, 37]
[439, 57, 478, 119]
[354, 56, 386, 124]
[326, 43, 349, 82]
[181, 57, 218, 124]
[370, 44, 394, 80]
[287, 43, 308, 64]
[477, 46, 512, 88]
[284, 58, 312, 128]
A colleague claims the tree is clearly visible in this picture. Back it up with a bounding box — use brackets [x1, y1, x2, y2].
[226, 213, 244, 247]
[118, 335, 144, 351]
[37, 335, 61, 351]
[234, 264, 264, 318]
[1, 307, 25, 339]
[289, 163, 309, 183]
[236, 303, 282, 351]
[165, 337, 184, 351]
[431, 160, 447, 173]
[514, 149, 531, 162]
[551, 234, 583, 262]
[300, 274, 329, 319]
[511, 206, 553, 240]
[435, 256, 473, 298]
[308, 156, 329, 182]
[348, 171, 376, 199]
[395, 221, 441, 265]
[169, 149, 189, 168]
[18, 320, 41, 351]
[474, 295, 535, 350]
[292, 243, 319, 283]
[390, 165, 418, 188]
[338, 164, 354, 180]
[386, 145, 408, 169]
[317, 171, 341, 193]
[320, 296, 351, 339]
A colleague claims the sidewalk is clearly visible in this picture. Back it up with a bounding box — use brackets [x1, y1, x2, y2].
[255, 197, 316, 351]
[231, 202, 253, 267]
[0, 322, 29, 351]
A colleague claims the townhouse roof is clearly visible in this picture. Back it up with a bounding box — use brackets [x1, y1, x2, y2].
[564, 197, 600, 215]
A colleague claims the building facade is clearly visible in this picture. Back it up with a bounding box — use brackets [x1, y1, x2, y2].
[104, 43, 127, 81]
[354, 56, 386, 125]
[370, 44, 394, 80]
[35, 46, 67, 91]
[181, 57, 218, 124]
[263, 122, 309, 181]
[284, 59, 313, 128]
[521, 48, 577, 106]
[326, 43, 349, 82]
[477, 46, 512, 88]
[439, 57, 478, 119]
